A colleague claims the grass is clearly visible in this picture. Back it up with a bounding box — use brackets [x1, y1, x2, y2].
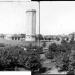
[0, 38, 61, 47]
[0, 38, 40, 47]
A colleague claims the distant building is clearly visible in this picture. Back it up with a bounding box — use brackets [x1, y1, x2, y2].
[26, 9, 36, 41]
[5, 34, 26, 41]
[0, 34, 6, 39]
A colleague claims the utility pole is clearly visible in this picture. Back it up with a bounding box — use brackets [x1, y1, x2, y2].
[38, 1, 40, 47]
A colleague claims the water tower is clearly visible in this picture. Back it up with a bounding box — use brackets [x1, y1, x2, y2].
[26, 9, 36, 41]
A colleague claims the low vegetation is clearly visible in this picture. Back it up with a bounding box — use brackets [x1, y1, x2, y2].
[0, 44, 42, 71]
[1, 34, 75, 75]
[44, 36, 75, 74]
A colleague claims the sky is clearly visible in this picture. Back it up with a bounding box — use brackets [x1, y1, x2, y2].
[0, 0, 39, 34]
[0, 1, 75, 35]
[40, 1, 75, 35]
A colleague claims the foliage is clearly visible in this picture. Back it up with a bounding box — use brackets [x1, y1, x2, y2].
[35, 34, 43, 41]
[25, 55, 41, 71]
[57, 53, 69, 72]
[42, 42, 46, 47]
[45, 42, 73, 74]
[69, 34, 75, 45]
[54, 39, 75, 74]
[46, 43, 62, 59]
[26, 45, 43, 54]
[0, 46, 42, 71]
[45, 51, 54, 59]
[0, 43, 5, 47]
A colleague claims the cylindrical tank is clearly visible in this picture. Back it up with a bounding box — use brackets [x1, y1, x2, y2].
[26, 9, 36, 41]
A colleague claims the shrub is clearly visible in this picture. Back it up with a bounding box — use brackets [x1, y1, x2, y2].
[0, 46, 42, 71]
[0, 46, 27, 70]
[0, 43, 5, 47]
[42, 42, 46, 47]
[46, 42, 72, 73]
[25, 55, 41, 71]
[46, 43, 61, 59]
[58, 53, 69, 72]
[27, 46, 43, 54]
[66, 50, 75, 74]
[45, 51, 54, 59]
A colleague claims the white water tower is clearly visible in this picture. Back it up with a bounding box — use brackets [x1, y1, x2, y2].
[26, 9, 36, 41]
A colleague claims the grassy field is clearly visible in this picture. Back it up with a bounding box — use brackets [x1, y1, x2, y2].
[0, 38, 61, 46]
[0, 38, 40, 47]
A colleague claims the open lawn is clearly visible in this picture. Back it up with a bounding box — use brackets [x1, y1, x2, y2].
[0, 38, 40, 47]
[0, 38, 61, 47]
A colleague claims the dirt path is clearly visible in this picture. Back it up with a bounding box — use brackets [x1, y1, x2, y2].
[43, 66, 67, 74]
[42, 59, 67, 74]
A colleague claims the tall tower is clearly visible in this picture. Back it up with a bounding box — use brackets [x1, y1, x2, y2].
[26, 9, 36, 41]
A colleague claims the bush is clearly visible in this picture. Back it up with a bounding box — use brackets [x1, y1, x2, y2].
[0, 43, 5, 47]
[39, 67, 47, 73]
[42, 42, 46, 47]
[0, 46, 26, 70]
[0, 46, 42, 71]
[46, 42, 72, 74]
[58, 54, 69, 72]
[45, 52, 54, 59]
[25, 55, 41, 71]
[27, 45, 43, 54]
[66, 50, 75, 74]
[67, 71, 74, 75]
[46, 43, 61, 59]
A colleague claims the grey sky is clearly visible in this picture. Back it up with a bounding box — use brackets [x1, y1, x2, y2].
[0, 0, 39, 34]
[0, 1, 74, 35]
[40, 1, 75, 35]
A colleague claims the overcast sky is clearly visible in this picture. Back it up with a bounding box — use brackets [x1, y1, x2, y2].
[0, 1, 75, 35]
[0, 1, 39, 34]
[40, 1, 75, 35]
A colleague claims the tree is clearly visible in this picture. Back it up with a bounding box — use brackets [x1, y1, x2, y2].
[35, 34, 43, 41]
[20, 34, 26, 38]
[45, 43, 58, 59]
[42, 42, 46, 47]
[25, 55, 41, 72]
[70, 34, 75, 45]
